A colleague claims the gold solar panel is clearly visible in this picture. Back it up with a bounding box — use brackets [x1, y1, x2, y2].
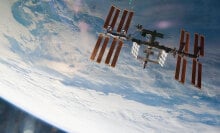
[105, 38, 117, 65]
[111, 40, 123, 67]
[110, 8, 120, 30]
[103, 6, 115, 29]
[124, 12, 134, 33]
[90, 34, 103, 60]
[117, 10, 128, 33]
[96, 36, 109, 63]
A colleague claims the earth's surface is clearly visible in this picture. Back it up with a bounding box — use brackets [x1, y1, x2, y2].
[0, 0, 220, 132]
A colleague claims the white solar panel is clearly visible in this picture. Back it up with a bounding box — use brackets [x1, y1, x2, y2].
[158, 50, 168, 67]
[131, 42, 140, 58]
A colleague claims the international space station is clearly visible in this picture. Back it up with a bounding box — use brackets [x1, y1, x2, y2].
[90, 5, 205, 89]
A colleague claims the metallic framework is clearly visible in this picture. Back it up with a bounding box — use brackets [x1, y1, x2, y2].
[90, 5, 205, 89]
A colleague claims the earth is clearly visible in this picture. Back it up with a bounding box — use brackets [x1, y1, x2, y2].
[0, 0, 220, 133]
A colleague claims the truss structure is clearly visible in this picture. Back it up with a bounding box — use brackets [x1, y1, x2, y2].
[90, 5, 205, 89]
